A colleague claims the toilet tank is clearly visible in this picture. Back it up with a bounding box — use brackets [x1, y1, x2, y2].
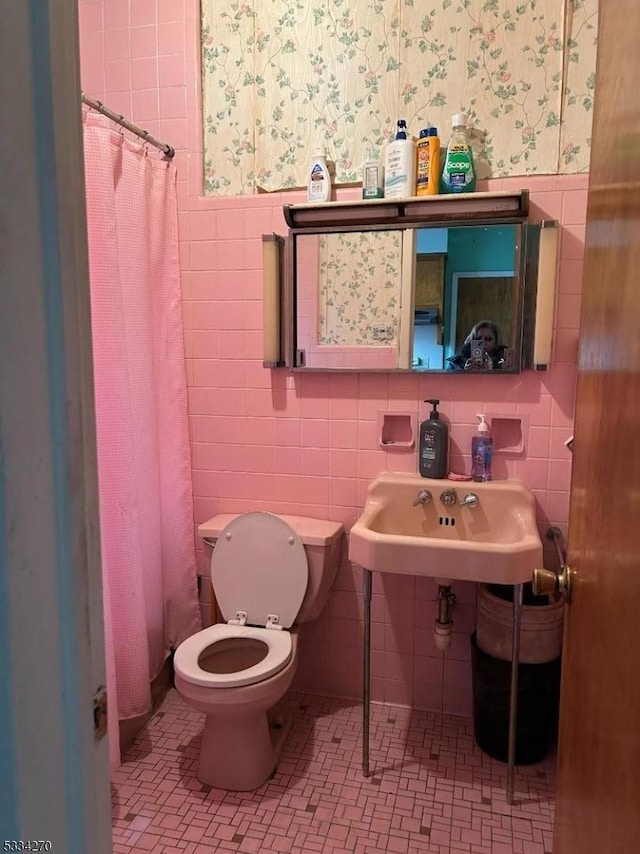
[198, 513, 345, 624]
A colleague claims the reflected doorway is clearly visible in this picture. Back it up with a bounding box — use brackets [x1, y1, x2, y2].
[449, 272, 516, 355]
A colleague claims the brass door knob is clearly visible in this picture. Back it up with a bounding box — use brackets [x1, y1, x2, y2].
[532, 565, 572, 602]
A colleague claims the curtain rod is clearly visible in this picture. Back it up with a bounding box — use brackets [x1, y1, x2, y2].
[81, 93, 175, 159]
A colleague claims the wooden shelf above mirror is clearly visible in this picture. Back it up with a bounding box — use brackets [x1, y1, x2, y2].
[284, 190, 529, 231]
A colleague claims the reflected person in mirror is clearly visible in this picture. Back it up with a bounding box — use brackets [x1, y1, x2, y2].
[447, 320, 508, 370]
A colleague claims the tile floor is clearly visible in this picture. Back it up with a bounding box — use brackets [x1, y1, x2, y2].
[111, 690, 555, 854]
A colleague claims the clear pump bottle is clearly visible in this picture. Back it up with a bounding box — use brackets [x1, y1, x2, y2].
[471, 414, 493, 482]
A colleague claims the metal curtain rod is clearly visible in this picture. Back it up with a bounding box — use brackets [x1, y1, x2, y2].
[81, 93, 175, 159]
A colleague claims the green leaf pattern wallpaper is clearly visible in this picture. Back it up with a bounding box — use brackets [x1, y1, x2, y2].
[318, 231, 403, 346]
[202, 0, 598, 195]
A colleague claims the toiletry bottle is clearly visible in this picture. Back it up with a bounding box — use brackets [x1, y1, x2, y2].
[415, 128, 431, 196]
[440, 113, 476, 194]
[427, 126, 441, 195]
[384, 119, 416, 199]
[416, 127, 441, 196]
[362, 150, 384, 199]
[419, 399, 449, 479]
[471, 414, 493, 482]
[307, 146, 331, 203]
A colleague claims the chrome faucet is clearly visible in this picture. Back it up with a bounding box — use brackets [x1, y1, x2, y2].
[412, 489, 432, 507]
[459, 492, 479, 508]
[440, 490, 457, 506]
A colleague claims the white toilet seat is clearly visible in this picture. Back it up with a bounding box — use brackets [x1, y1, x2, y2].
[173, 624, 293, 688]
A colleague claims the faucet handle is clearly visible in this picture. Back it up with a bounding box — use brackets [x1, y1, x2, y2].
[440, 490, 457, 507]
[412, 489, 432, 507]
[460, 492, 479, 508]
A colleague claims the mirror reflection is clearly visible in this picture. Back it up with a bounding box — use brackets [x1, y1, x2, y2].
[294, 223, 522, 372]
[295, 230, 403, 370]
[446, 320, 511, 371]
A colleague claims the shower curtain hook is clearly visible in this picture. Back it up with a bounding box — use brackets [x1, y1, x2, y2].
[105, 110, 124, 138]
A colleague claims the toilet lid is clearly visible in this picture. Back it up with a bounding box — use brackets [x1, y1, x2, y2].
[211, 512, 308, 628]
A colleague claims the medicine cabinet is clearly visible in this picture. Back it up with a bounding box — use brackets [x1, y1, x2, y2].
[262, 191, 557, 374]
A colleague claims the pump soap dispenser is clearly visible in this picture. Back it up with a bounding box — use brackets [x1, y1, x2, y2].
[419, 399, 449, 479]
[471, 414, 493, 482]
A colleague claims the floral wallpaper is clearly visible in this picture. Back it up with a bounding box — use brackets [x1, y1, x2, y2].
[559, 0, 598, 171]
[202, 1, 598, 195]
[318, 231, 403, 345]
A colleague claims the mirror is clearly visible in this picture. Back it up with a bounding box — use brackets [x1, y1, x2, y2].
[292, 222, 524, 372]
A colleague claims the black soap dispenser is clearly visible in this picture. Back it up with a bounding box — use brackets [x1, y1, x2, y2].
[419, 399, 449, 478]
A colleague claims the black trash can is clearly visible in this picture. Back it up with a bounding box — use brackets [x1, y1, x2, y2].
[471, 632, 561, 764]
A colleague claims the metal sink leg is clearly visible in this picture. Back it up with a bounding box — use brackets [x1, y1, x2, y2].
[362, 568, 372, 777]
[507, 583, 524, 804]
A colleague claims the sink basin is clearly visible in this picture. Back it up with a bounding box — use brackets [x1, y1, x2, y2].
[348, 472, 542, 584]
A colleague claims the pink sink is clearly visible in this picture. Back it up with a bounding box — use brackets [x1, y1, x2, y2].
[348, 472, 542, 584]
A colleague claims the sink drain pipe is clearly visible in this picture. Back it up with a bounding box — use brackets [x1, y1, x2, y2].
[434, 585, 456, 650]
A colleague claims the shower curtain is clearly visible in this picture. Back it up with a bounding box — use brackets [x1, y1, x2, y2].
[82, 112, 201, 768]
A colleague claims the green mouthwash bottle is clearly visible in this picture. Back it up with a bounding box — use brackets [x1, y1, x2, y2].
[440, 113, 476, 194]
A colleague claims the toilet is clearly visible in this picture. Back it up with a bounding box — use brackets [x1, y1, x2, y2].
[173, 511, 344, 791]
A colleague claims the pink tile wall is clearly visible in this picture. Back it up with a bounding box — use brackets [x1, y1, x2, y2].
[78, 0, 586, 717]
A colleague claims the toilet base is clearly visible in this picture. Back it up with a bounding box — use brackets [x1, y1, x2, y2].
[199, 706, 293, 791]
[174, 630, 300, 791]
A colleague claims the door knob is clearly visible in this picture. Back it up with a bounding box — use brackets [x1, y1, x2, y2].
[532, 565, 572, 603]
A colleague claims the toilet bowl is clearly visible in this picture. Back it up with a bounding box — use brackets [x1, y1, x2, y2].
[174, 511, 344, 791]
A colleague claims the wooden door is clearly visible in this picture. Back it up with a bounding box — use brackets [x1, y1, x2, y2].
[553, 1, 640, 852]
[454, 275, 514, 351]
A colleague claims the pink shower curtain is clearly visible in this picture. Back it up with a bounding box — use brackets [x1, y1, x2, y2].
[82, 112, 201, 768]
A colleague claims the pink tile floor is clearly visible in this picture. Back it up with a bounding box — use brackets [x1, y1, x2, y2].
[112, 690, 555, 854]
